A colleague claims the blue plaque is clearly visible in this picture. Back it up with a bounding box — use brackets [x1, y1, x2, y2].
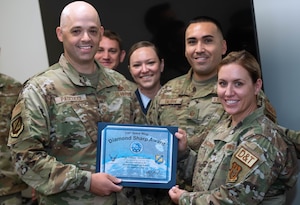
[96, 123, 178, 189]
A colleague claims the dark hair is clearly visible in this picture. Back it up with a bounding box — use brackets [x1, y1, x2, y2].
[127, 41, 163, 65]
[217, 50, 261, 83]
[102, 29, 124, 50]
[187, 16, 224, 38]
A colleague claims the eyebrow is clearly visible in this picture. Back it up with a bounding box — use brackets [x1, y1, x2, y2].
[186, 34, 214, 40]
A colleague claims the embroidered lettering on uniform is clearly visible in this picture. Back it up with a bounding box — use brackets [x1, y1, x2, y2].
[10, 116, 24, 138]
[211, 97, 221, 104]
[228, 162, 242, 182]
[119, 91, 131, 97]
[235, 147, 258, 168]
[159, 98, 182, 105]
[55, 94, 87, 104]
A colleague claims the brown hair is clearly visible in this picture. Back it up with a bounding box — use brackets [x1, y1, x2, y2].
[127, 41, 163, 65]
[217, 50, 261, 83]
[103, 30, 124, 50]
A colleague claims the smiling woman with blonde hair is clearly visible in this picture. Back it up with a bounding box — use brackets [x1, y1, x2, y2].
[168, 50, 298, 205]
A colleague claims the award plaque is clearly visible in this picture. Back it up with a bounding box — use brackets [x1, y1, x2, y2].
[96, 123, 178, 189]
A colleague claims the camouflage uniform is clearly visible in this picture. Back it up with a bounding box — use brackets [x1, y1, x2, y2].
[147, 70, 225, 154]
[7, 55, 143, 205]
[179, 107, 298, 205]
[0, 73, 27, 204]
[147, 69, 276, 192]
[127, 81, 137, 92]
[277, 126, 300, 158]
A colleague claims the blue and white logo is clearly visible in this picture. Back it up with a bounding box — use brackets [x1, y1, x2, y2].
[130, 141, 143, 153]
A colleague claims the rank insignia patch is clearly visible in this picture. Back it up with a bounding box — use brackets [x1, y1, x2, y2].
[10, 116, 24, 138]
[212, 97, 221, 103]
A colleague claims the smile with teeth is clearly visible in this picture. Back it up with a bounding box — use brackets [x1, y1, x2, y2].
[79, 45, 92, 49]
[195, 56, 208, 59]
[225, 100, 238, 105]
[195, 56, 208, 63]
[140, 75, 152, 79]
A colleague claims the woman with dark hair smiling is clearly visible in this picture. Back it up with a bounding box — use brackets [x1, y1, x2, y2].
[128, 41, 164, 124]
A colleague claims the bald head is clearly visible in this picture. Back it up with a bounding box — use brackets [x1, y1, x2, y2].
[60, 1, 101, 29]
[56, 1, 104, 73]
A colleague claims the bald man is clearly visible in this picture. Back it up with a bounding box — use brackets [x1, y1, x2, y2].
[8, 1, 142, 204]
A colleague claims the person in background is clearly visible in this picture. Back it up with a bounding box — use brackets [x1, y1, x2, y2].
[128, 41, 163, 125]
[0, 73, 27, 205]
[7, 1, 142, 204]
[95, 29, 126, 70]
[95, 29, 136, 90]
[168, 50, 298, 205]
[147, 15, 276, 196]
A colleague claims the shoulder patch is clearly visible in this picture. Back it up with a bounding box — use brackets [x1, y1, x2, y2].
[10, 116, 24, 138]
[228, 162, 242, 183]
[235, 146, 258, 168]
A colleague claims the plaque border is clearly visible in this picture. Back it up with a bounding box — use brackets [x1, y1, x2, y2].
[96, 122, 178, 189]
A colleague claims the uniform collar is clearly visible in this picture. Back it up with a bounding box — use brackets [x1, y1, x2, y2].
[179, 68, 217, 98]
[58, 54, 116, 89]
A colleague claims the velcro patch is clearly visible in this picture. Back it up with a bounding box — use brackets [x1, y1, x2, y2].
[10, 116, 24, 138]
[228, 162, 242, 183]
[55, 94, 87, 104]
[159, 98, 182, 105]
[211, 97, 221, 104]
[235, 146, 258, 168]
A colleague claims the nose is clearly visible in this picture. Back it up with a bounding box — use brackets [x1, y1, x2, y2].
[103, 50, 109, 59]
[81, 31, 91, 41]
[141, 63, 149, 72]
[195, 42, 205, 53]
[225, 85, 234, 96]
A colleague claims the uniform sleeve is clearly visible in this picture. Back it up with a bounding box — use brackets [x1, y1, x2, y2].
[278, 125, 300, 158]
[179, 135, 292, 205]
[8, 81, 92, 195]
[0, 79, 27, 194]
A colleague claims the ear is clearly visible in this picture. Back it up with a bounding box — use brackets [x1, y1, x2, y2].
[254, 78, 262, 95]
[120, 50, 126, 63]
[56, 27, 63, 42]
[222, 40, 227, 55]
[160, 59, 165, 73]
[99, 26, 104, 39]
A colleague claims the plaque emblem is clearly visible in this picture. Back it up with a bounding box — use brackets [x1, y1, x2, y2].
[155, 154, 164, 164]
[130, 142, 143, 153]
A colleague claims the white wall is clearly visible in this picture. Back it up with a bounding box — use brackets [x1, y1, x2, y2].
[253, 0, 300, 204]
[0, 0, 49, 83]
